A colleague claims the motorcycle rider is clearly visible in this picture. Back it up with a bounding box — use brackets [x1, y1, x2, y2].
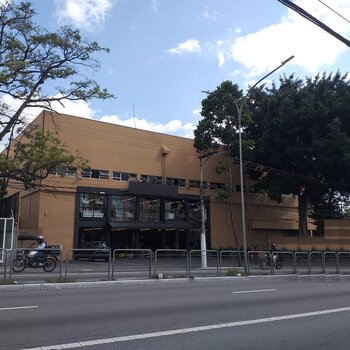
[29, 235, 47, 266]
[270, 243, 278, 265]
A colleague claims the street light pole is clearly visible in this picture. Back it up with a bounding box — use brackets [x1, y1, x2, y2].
[198, 150, 218, 268]
[199, 156, 207, 268]
[235, 55, 294, 274]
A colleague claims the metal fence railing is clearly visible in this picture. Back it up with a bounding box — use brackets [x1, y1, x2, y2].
[1, 248, 8, 280]
[4, 248, 350, 283]
[112, 249, 152, 280]
[154, 249, 189, 278]
[189, 250, 219, 277]
[65, 249, 111, 280]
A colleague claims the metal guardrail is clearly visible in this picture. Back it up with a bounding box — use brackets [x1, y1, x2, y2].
[65, 249, 111, 280]
[154, 249, 189, 278]
[189, 250, 219, 277]
[111, 249, 152, 280]
[1, 249, 8, 280]
[5, 248, 350, 282]
[219, 250, 243, 276]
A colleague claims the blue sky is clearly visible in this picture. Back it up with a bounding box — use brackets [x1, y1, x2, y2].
[6, 0, 350, 138]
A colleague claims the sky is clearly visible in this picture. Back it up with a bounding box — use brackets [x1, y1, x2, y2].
[3, 0, 350, 139]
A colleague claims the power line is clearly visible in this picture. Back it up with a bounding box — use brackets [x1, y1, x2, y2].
[277, 0, 350, 47]
[318, 0, 350, 25]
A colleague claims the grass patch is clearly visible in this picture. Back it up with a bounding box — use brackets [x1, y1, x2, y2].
[0, 279, 16, 285]
[225, 268, 248, 276]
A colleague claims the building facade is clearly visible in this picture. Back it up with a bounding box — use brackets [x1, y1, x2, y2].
[9, 111, 305, 252]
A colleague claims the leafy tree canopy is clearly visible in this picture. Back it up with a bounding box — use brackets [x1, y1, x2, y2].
[246, 72, 350, 235]
[0, 1, 114, 195]
[194, 81, 251, 158]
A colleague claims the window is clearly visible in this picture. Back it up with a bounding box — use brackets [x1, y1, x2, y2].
[140, 174, 150, 183]
[79, 193, 106, 219]
[81, 168, 92, 178]
[99, 170, 109, 180]
[166, 177, 174, 186]
[110, 195, 136, 222]
[112, 172, 129, 181]
[210, 182, 225, 190]
[50, 166, 77, 177]
[128, 173, 138, 181]
[66, 167, 77, 177]
[189, 180, 201, 188]
[140, 198, 161, 222]
[164, 200, 186, 221]
[152, 176, 163, 184]
[188, 201, 202, 223]
[177, 178, 186, 187]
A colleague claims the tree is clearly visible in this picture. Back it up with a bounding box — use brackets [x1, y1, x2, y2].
[0, 124, 86, 195]
[194, 81, 251, 249]
[0, 2, 113, 195]
[246, 72, 350, 235]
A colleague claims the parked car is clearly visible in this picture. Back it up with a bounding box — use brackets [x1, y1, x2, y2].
[74, 241, 110, 262]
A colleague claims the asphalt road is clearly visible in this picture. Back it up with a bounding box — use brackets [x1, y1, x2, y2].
[2, 276, 350, 349]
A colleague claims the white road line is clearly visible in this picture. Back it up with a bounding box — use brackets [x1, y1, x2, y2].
[21, 306, 350, 350]
[0, 306, 38, 311]
[232, 288, 277, 294]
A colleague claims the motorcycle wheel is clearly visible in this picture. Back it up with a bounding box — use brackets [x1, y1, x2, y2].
[12, 258, 26, 273]
[43, 257, 56, 272]
[275, 260, 282, 270]
[259, 259, 268, 270]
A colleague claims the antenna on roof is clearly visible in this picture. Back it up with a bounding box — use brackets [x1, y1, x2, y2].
[132, 104, 137, 128]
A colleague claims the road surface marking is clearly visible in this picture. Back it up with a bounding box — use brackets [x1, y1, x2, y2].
[21, 306, 350, 350]
[0, 306, 38, 311]
[232, 288, 277, 294]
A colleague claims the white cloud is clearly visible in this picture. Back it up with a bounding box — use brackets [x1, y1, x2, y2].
[200, 6, 218, 22]
[167, 39, 201, 55]
[151, 0, 158, 13]
[100, 114, 195, 138]
[226, 0, 350, 77]
[0, 94, 196, 143]
[218, 51, 225, 67]
[54, 0, 113, 30]
[0, 94, 95, 125]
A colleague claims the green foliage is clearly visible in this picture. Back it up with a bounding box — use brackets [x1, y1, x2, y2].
[0, 125, 86, 195]
[247, 72, 350, 235]
[194, 81, 251, 158]
[225, 268, 247, 276]
[0, 1, 113, 193]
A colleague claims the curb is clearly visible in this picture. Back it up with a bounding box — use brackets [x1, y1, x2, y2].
[1, 273, 349, 291]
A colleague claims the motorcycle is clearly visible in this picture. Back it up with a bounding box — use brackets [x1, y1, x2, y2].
[12, 250, 57, 273]
[259, 252, 282, 270]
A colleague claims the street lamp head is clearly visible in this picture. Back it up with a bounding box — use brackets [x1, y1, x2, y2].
[282, 55, 294, 65]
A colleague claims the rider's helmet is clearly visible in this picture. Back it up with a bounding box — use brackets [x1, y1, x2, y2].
[38, 235, 45, 243]
[270, 243, 276, 250]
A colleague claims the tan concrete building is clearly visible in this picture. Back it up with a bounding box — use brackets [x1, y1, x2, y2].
[9, 111, 305, 252]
